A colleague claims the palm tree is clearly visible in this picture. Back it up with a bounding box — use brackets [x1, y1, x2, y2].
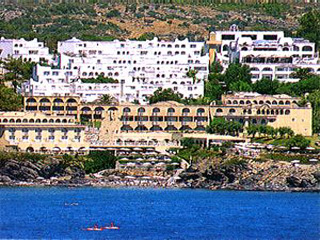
[290, 68, 314, 80]
[97, 94, 116, 105]
[186, 69, 199, 84]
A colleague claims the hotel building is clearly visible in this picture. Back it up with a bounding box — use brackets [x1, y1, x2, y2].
[0, 37, 54, 64]
[23, 37, 209, 103]
[0, 112, 88, 153]
[23, 93, 312, 138]
[207, 25, 320, 82]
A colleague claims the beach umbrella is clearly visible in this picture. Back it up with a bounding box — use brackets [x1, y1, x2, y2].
[121, 157, 129, 160]
[306, 147, 315, 150]
[309, 159, 318, 163]
[136, 158, 144, 161]
[291, 147, 300, 150]
[291, 160, 300, 164]
[141, 176, 151, 180]
[133, 147, 143, 151]
[142, 162, 152, 167]
[124, 176, 136, 179]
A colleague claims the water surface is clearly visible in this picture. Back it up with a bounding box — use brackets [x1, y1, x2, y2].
[0, 187, 319, 239]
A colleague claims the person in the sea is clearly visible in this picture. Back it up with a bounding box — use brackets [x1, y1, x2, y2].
[94, 224, 98, 228]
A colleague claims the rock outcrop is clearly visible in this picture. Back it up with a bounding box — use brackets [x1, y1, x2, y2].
[0, 158, 85, 183]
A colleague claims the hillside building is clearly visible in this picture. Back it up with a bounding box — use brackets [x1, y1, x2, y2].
[0, 112, 88, 153]
[23, 37, 209, 103]
[207, 25, 320, 82]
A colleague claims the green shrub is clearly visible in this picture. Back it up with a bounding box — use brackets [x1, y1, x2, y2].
[84, 151, 117, 173]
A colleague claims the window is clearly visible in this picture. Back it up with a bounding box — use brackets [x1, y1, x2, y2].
[263, 35, 277, 40]
[221, 35, 235, 40]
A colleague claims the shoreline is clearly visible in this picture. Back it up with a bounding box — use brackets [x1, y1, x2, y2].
[1, 179, 319, 193]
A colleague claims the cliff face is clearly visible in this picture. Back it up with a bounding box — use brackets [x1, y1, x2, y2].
[179, 160, 320, 191]
[0, 158, 85, 183]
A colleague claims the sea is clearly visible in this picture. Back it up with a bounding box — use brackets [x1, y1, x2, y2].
[0, 187, 319, 240]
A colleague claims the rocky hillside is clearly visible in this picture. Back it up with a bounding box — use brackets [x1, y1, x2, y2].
[0, 2, 317, 49]
[179, 159, 320, 191]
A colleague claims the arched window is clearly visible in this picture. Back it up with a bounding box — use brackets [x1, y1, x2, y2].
[40, 98, 50, 103]
[285, 101, 290, 105]
[9, 119, 15, 123]
[168, 108, 175, 113]
[227, 100, 232, 104]
[35, 119, 41, 123]
[29, 119, 34, 123]
[246, 100, 251, 104]
[197, 108, 205, 114]
[55, 119, 61, 123]
[138, 107, 145, 113]
[49, 119, 54, 123]
[182, 108, 190, 114]
[279, 101, 284, 105]
[272, 100, 277, 105]
[123, 107, 131, 113]
[259, 100, 264, 104]
[153, 108, 160, 113]
[266, 100, 271, 105]
[262, 67, 272, 72]
[26, 98, 37, 103]
[43, 119, 48, 123]
[67, 98, 77, 103]
[62, 119, 67, 123]
[216, 108, 223, 113]
[53, 98, 64, 104]
[16, 119, 21, 123]
[302, 46, 312, 51]
[285, 110, 290, 115]
[250, 67, 259, 71]
[239, 100, 244, 105]
[229, 109, 236, 114]
[253, 100, 258, 104]
[233, 100, 238, 104]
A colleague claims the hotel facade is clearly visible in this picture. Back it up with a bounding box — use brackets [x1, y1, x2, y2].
[207, 25, 320, 82]
[22, 37, 209, 103]
[23, 93, 313, 138]
[0, 112, 88, 153]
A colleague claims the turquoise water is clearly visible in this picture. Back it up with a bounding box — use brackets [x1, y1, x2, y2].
[0, 187, 319, 239]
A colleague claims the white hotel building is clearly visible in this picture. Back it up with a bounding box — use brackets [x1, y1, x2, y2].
[0, 37, 54, 64]
[23, 37, 209, 103]
[207, 26, 320, 82]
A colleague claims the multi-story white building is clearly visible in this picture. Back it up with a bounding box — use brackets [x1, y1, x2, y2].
[23, 37, 209, 103]
[0, 37, 54, 64]
[207, 25, 320, 82]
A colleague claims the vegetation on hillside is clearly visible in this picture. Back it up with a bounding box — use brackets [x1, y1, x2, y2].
[0, 85, 23, 111]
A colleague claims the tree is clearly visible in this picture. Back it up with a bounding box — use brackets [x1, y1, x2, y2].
[97, 94, 116, 104]
[253, 78, 280, 95]
[290, 68, 314, 81]
[223, 63, 252, 88]
[204, 79, 224, 102]
[307, 90, 320, 133]
[186, 69, 199, 84]
[84, 151, 117, 174]
[0, 58, 35, 88]
[246, 124, 258, 138]
[137, 32, 155, 41]
[147, 88, 183, 104]
[286, 134, 310, 150]
[278, 127, 294, 138]
[297, 10, 320, 48]
[0, 85, 23, 111]
[206, 118, 243, 136]
[229, 80, 253, 92]
[209, 61, 223, 73]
